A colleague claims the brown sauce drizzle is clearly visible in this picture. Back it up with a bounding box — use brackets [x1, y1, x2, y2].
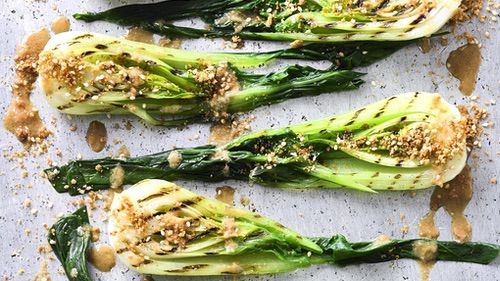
[51, 16, 70, 34]
[215, 186, 235, 205]
[209, 123, 234, 144]
[413, 240, 438, 281]
[125, 27, 154, 44]
[419, 166, 473, 242]
[4, 28, 51, 146]
[86, 121, 107, 152]
[417, 166, 473, 280]
[418, 210, 439, 240]
[446, 44, 481, 96]
[88, 244, 116, 272]
[417, 38, 431, 53]
[158, 37, 182, 48]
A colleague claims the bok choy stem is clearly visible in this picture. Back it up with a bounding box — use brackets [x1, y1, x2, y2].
[45, 92, 475, 195]
[105, 180, 499, 275]
[74, 0, 460, 43]
[38, 32, 366, 126]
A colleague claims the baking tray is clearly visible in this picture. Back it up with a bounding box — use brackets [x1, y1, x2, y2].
[0, 1, 498, 280]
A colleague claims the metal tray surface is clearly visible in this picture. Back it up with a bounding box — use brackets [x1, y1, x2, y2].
[0, 1, 498, 280]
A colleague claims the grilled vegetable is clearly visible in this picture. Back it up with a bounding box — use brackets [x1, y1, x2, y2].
[38, 32, 369, 126]
[109, 179, 499, 275]
[74, 0, 460, 43]
[46, 92, 474, 195]
[48, 207, 92, 281]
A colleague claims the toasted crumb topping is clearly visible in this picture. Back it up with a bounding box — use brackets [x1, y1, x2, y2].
[4, 28, 51, 146]
[452, 0, 484, 22]
[340, 106, 485, 168]
[190, 62, 240, 123]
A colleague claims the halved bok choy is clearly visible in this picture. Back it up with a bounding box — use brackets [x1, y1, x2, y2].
[45, 92, 477, 195]
[38, 32, 368, 126]
[106, 179, 499, 275]
[74, 0, 460, 43]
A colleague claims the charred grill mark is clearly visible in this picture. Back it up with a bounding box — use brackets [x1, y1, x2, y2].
[377, 0, 390, 9]
[120, 52, 132, 58]
[413, 179, 420, 184]
[344, 33, 354, 40]
[190, 228, 216, 241]
[80, 51, 96, 57]
[411, 15, 426, 25]
[374, 110, 384, 118]
[345, 107, 366, 126]
[166, 264, 209, 273]
[374, 156, 382, 164]
[387, 186, 394, 190]
[74, 34, 94, 40]
[167, 197, 204, 212]
[405, 27, 415, 33]
[406, 91, 420, 108]
[395, 159, 404, 167]
[353, 23, 365, 28]
[115, 248, 127, 254]
[395, 174, 402, 179]
[400, 116, 407, 122]
[138, 191, 170, 203]
[95, 44, 108, 50]
[375, 96, 396, 118]
[204, 252, 218, 255]
[57, 104, 74, 110]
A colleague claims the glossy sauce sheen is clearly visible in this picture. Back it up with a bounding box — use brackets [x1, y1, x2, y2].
[446, 44, 481, 96]
[50, 16, 70, 34]
[413, 240, 437, 281]
[215, 186, 235, 205]
[88, 244, 116, 272]
[4, 28, 50, 145]
[417, 38, 431, 53]
[416, 166, 473, 280]
[419, 166, 473, 242]
[86, 121, 108, 152]
[125, 27, 154, 44]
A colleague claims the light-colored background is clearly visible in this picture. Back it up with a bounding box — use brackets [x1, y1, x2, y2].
[0, 1, 498, 280]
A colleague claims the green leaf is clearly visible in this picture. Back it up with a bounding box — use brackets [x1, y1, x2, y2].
[48, 207, 92, 281]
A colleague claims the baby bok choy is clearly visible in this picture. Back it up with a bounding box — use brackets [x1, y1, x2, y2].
[74, 0, 460, 43]
[48, 206, 92, 281]
[107, 179, 499, 275]
[38, 32, 365, 126]
[46, 92, 477, 195]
